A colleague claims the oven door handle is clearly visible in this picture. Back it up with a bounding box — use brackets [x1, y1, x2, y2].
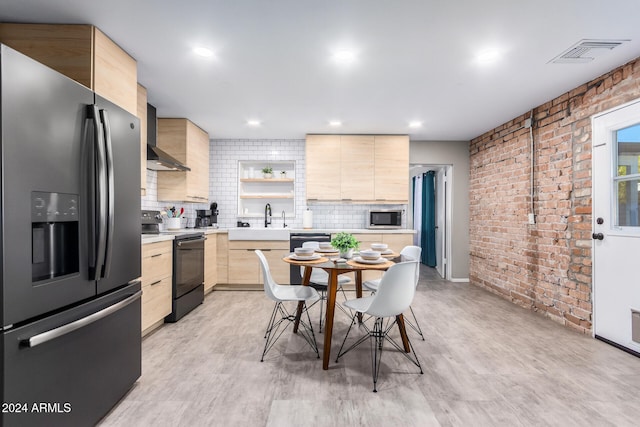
[176, 238, 206, 247]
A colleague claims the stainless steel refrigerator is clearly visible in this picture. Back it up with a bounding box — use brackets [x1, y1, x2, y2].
[1, 44, 141, 426]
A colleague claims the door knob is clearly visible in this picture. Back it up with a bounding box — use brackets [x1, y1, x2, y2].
[592, 232, 604, 240]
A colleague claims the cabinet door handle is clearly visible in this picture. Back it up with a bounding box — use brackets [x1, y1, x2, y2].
[151, 253, 163, 258]
[149, 280, 162, 286]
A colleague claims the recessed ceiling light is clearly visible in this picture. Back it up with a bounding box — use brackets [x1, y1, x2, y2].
[475, 48, 500, 64]
[193, 47, 214, 57]
[332, 50, 356, 64]
[247, 120, 261, 126]
[329, 120, 342, 127]
[409, 121, 423, 128]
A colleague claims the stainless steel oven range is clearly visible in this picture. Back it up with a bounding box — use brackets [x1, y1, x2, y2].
[165, 232, 205, 322]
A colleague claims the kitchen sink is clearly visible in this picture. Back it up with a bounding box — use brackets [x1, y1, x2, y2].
[228, 228, 290, 241]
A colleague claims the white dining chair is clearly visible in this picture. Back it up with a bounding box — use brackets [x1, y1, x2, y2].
[362, 245, 424, 340]
[298, 241, 352, 332]
[335, 261, 423, 392]
[255, 250, 320, 362]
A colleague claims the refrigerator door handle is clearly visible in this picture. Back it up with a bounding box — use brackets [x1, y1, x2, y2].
[99, 109, 115, 278]
[20, 290, 142, 348]
[89, 105, 108, 280]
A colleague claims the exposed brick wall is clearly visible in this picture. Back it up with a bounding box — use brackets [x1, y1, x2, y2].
[469, 58, 640, 333]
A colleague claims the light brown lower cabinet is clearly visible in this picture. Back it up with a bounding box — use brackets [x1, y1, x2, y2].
[381, 233, 413, 253]
[227, 240, 289, 285]
[218, 233, 414, 289]
[216, 234, 228, 284]
[340, 233, 415, 284]
[204, 235, 217, 293]
[141, 241, 172, 335]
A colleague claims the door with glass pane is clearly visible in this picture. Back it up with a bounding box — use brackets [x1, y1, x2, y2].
[592, 100, 640, 353]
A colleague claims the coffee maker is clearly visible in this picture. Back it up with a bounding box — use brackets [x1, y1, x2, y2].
[195, 202, 219, 228]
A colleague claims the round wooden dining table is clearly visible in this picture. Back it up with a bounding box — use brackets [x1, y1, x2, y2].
[282, 254, 412, 370]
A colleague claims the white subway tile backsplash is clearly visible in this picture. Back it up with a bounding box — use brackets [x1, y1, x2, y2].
[142, 139, 407, 230]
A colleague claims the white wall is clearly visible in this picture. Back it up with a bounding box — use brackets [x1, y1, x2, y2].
[209, 139, 407, 229]
[142, 139, 408, 230]
[410, 140, 470, 280]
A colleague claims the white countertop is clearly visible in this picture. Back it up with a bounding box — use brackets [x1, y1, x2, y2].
[142, 227, 414, 244]
[141, 227, 227, 245]
[287, 228, 416, 234]
[141, 234, 175, 244]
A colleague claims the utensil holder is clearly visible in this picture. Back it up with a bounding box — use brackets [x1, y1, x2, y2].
[166, 218, 181, 230]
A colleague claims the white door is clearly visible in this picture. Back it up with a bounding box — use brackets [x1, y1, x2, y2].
[592, 100, 640, 353]
[435, 168, 447, 279]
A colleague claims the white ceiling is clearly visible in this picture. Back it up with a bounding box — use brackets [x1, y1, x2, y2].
[2, 0, 640, 141]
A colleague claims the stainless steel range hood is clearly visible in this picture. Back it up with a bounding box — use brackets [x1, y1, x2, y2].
[146, 103, 190, 171]
[146, 145, 190, 171]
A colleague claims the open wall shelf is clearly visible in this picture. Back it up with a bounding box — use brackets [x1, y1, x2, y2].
[237, 161, 295, 217]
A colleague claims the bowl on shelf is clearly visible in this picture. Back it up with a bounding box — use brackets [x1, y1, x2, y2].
[318, 242, 333, 250]
[370, 243, 388, 251]
[294, 247, 315, 256]
[359, 250, 381, 260]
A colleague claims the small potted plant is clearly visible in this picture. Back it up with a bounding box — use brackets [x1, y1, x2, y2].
[331, 232, 359, 259]
[261, 166, 273, 178]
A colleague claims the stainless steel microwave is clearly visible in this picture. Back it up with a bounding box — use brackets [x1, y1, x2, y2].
[367, 209, 403, 229]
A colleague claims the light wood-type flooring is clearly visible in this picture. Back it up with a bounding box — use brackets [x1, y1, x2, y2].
[99, 266, 640, 426]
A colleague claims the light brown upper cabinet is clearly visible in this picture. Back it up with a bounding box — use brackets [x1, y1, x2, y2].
[137, 84, 148, 196]
[374, 135, 410, 202]
[306, 134, 409, 203]
[306, 134, 341, 200]
[0, 23, 138, 115]
[156, 118, 210, 203]
[340, 135, 375, 200]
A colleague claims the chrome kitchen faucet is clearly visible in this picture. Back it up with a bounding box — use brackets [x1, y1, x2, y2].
[265, 203, 272, 227]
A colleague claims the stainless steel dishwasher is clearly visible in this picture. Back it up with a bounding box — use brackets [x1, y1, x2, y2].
[289, 232, 332, 284]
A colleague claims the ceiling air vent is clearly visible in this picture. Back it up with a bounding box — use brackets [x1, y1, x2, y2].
[549, 39, 629, 64]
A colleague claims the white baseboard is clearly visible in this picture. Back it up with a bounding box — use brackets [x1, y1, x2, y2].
[449, 278, 470, 283]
